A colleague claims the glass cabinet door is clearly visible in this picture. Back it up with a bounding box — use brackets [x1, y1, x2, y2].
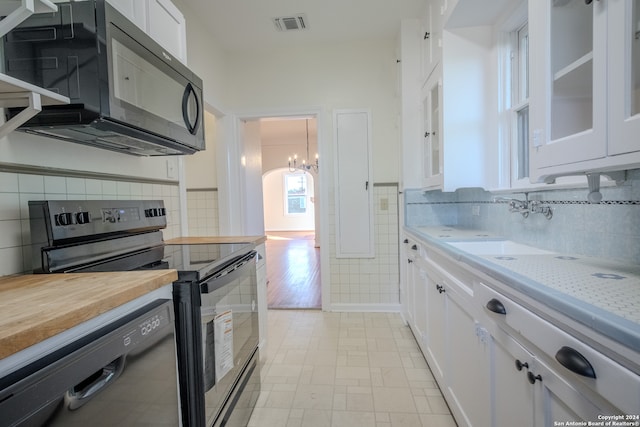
[529, 0, 607, 178]
[609, 0, 640, 155]
[549, 0, 594, 140]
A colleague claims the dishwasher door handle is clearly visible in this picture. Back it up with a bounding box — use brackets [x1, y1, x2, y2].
[65, 356, 126, 410]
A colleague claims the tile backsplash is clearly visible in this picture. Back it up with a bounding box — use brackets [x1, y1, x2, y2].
[0, 171, 181, 276]
[405, 169, 640, 263]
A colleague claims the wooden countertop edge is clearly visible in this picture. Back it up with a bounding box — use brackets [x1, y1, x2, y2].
[165, 235, 267, 245]
[0, 270, 178, 359]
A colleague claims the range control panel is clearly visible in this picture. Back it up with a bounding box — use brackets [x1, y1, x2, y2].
[29, 200, 167, 243]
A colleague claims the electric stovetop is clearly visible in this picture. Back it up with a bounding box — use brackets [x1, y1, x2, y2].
[162, 243, 254, 281]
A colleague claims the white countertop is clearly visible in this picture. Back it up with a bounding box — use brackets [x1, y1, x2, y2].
[406, 225, 640, 366]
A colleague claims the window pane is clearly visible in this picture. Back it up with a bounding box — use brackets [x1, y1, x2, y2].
[632, 0, 640, 116]
[517, 106, 530, 180]
[285, 174, 307, 215]
[518, 24, 529, 101]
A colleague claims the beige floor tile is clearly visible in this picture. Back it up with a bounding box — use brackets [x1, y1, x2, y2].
[331, 410, 377, 427]
[292, 384, 334, 410]
[301, 409, 332, 427]
[249, 311, 453, 427]
[372, 387, 417, 413]
[247, 408, 290, 427]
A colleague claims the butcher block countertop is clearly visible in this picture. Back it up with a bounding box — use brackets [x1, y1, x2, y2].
[0, 270, 178, 359]
[165, 235, 267, 245]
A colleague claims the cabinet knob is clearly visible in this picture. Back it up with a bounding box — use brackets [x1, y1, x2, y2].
[425, 131, 431, 137]
[486, 298, 507, 315]
[411, 244, 418, 250]
[527, 372, 542, 384]
[555, 346, 596, 379]
[424, 32, 430, 40]
[403, 239, 409, 244]
[408, 259, 413, 264]
[436, 284, 445, 294]
[515, 359, 529, 371]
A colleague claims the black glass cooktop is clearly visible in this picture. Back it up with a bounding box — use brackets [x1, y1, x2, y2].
[162, 243, 254, 280]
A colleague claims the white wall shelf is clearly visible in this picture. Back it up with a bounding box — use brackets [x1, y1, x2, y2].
[0, 73, 70, 138]
[0, 0, 58, 38]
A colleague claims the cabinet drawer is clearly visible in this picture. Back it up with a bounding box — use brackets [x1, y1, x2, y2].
[478, 282, 640, 415]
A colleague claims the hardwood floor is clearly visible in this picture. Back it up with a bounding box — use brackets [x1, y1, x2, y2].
[265, 231, 321, 309]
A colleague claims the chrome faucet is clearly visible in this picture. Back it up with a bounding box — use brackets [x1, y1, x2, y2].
[492, 195, 531, 218]
[492, 193, 553, 220]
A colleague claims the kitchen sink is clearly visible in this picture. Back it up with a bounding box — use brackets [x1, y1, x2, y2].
[447, 240, 554, 255]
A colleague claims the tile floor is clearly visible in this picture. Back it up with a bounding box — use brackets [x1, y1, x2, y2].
[248, 310, 457, 427]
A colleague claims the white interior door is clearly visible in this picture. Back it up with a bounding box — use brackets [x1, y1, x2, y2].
[334, 109, 374, 258]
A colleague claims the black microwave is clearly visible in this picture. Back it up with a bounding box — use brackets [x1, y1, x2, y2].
[2, 0, 204, 156]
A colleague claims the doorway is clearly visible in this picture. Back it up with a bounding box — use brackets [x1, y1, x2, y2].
[257, 116, 322, 309]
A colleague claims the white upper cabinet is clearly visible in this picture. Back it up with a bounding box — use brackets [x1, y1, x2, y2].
[420, 1, 442, 82]
[529, 0, 640, 183]
[146, 0, 187, 63]
[105, 0, 147, 30]
[106, 0, 187, 63]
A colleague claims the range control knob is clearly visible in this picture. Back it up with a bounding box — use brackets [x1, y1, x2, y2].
[145, 208, 166, 218]
[75, 211, 91, 224]
[55, 212, 74, 226]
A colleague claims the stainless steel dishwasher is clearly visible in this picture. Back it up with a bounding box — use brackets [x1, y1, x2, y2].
[0, 299, 180, 427]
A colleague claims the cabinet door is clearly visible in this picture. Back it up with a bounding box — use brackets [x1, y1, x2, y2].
[425, 270, 447, 381]
[421, 1, 442, 82]
[422, 68, 443, 188]
[334, 110, 374, 258]
[145, 0, 187, 62]
[106, 0, 147, 29]
[491, 328, 536, 427]
[533, 357, 603, 427]
[447, 290, 491, 427]
[529, 0, 607, 175]
[413, 265, 428, 352]
[608, 0, 640, 155]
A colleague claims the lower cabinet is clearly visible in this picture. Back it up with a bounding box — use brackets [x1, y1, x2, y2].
[421, 262, 491, 426]
[404, 237, 636, 427]
[491, 327, 536, 427]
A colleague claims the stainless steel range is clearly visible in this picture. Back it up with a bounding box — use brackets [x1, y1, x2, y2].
[28, 199, 261, 427]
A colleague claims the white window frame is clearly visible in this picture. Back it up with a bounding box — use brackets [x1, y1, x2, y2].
[497, 2, 531, 189]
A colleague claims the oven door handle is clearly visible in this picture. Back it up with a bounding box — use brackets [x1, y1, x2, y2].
[64, 356, 126, 410]
[201, 251, 257, 294]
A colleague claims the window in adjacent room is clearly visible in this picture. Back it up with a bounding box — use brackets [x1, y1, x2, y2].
[284, 173, 307, 215]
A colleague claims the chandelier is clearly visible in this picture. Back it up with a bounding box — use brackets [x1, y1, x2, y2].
[288, 119, 318, 173]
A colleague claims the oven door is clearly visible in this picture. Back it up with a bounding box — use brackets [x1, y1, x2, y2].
[199, 251, 260, 426]
[105, 4, 204, 150]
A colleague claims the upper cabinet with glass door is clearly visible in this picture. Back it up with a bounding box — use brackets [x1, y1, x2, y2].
[529, 0, 640, 183]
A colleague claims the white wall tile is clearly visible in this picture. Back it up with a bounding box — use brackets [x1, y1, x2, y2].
[18, 174, 44, 193]
[0, 172, 19, 192]
[0, 193, 21, 220]
[44, 176, 67, 194]
[66, 177, 87, 195]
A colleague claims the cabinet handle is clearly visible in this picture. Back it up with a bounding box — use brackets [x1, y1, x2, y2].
[403, 239, 409, 244]
[436, 284, 445, 294]
[486, 298, 507, 315]
[424, 32, 430, 40]
[425, 131, 431, 137]
[584, 0, 600, 4]
[408, 259, 413, 264]
[555, 346, 597, 379]
[515, 359, 529, 371]
[411, 244, 418, 250]
[527, 372, 542, 384]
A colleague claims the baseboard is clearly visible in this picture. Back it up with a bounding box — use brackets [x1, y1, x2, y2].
[329, 303, 402, 313]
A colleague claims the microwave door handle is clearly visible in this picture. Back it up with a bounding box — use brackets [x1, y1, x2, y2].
[182, 83, 200, 135]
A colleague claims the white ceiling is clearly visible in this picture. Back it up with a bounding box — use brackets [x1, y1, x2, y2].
[179, 0, 426, 52]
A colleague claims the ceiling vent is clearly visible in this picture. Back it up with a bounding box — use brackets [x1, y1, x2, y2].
[272, 14, 308, 32]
